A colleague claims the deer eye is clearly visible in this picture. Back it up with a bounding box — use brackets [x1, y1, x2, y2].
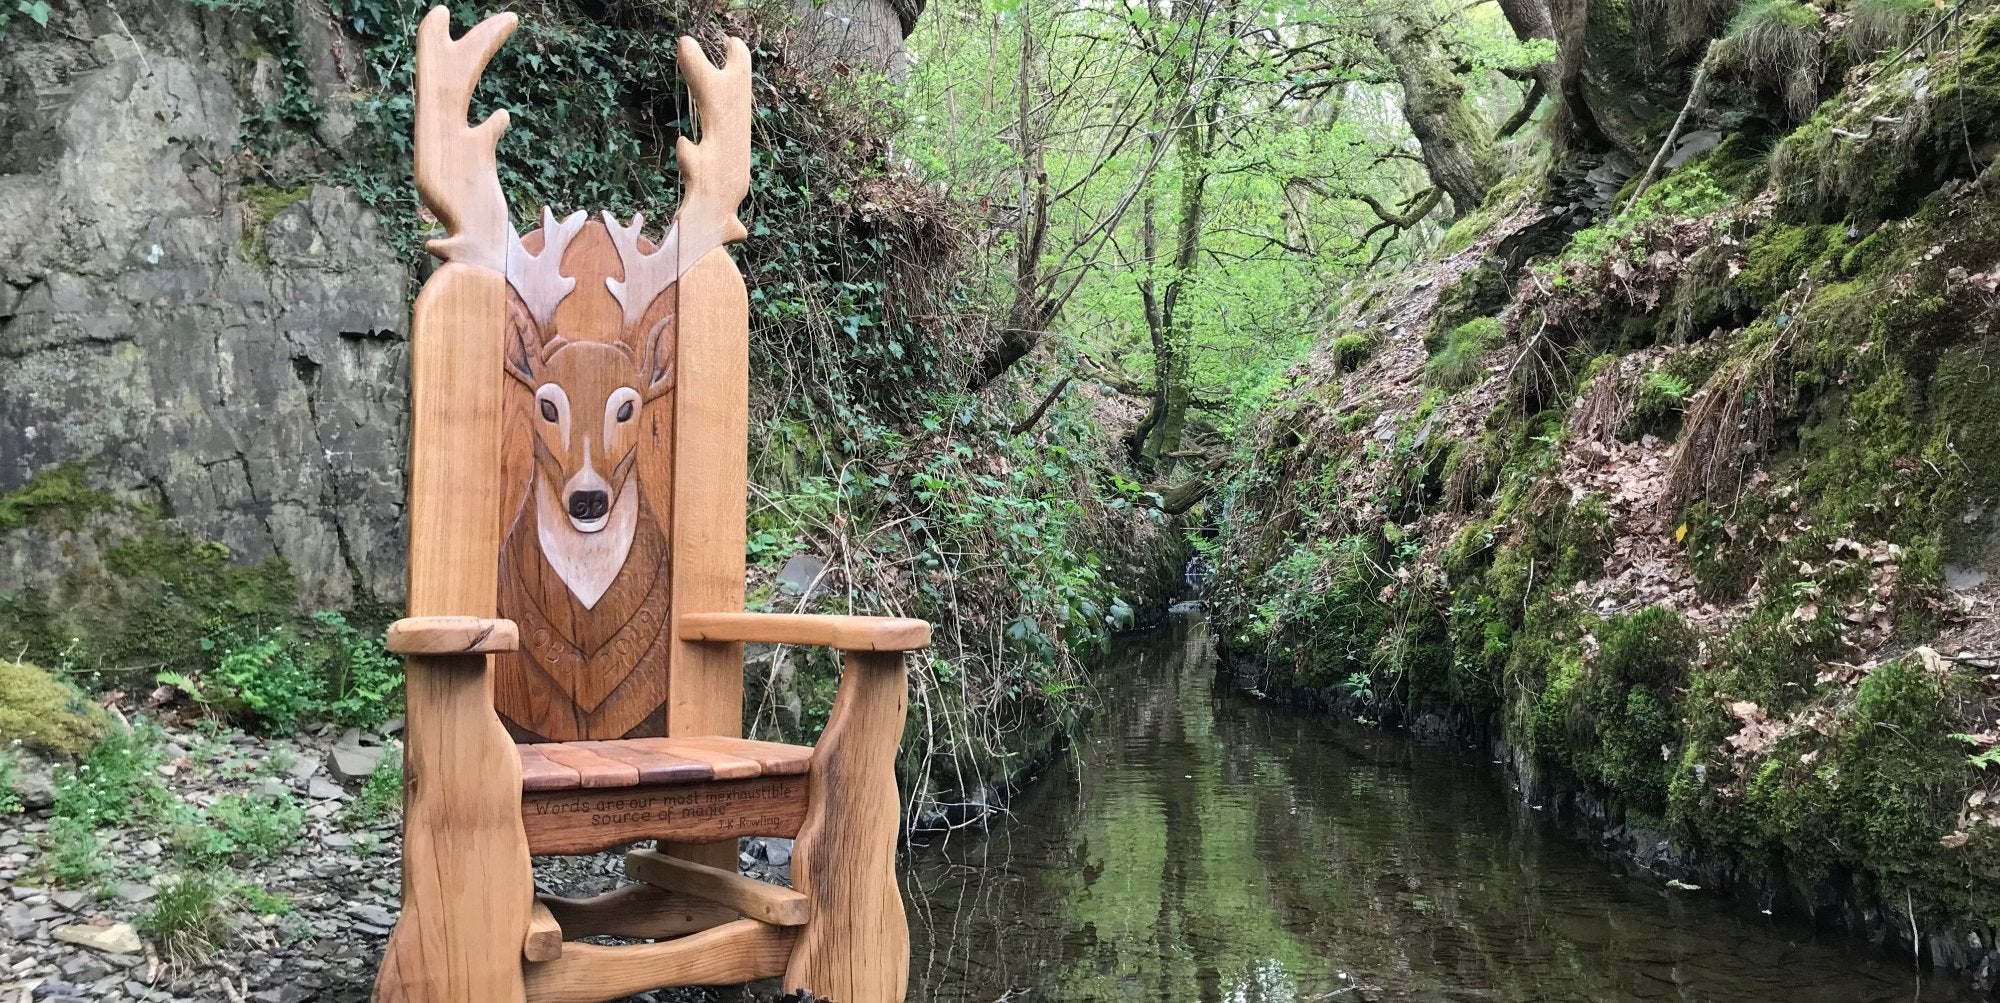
[616, 401, 634, 423]
[540, 400, 559, 423]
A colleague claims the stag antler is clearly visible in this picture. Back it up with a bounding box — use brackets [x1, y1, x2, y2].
[508, 207, 587, 329]
[414, 7, 517, 273]
[603, 35, 752, 328]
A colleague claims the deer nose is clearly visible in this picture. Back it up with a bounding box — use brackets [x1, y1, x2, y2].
[568, 490, 610, 521]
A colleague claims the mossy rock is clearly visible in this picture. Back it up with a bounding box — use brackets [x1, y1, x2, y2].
[0, 661, 108, 757]
[0, 465, 117, 533]
[1770, 7, 2000, 224]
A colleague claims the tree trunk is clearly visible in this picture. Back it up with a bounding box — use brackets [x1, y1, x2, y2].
[1140, 90, 1211, 477]
[1370, 12, 1499, 216]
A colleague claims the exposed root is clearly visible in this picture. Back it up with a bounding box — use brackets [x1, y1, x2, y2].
[1665, 346, 1781, 506]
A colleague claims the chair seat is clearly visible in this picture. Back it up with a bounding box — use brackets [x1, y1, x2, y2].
[518, 737, 813, 792]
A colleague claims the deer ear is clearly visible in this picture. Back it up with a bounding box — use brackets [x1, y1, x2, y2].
[505, 296, 543, 387]
[640, 309, 676, 401]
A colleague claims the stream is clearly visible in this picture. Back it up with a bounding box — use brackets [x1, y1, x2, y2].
[900, 608, 1980, 1002]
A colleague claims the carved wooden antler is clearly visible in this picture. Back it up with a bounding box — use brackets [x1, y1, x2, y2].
[508, 206, 588, 329]
[603, 36, 752, 328]
[414, 7, 517, 273]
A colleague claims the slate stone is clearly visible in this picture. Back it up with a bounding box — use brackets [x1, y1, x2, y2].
[330, 745, 383, 782]
[52, 922, 143, 955]
[776, 553, 830, 598]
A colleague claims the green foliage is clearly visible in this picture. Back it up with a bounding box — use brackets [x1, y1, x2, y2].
[0, 660, 108, 756]
[36, 817, 110, 888]
[213, 632, 326, 734]
[52, 720, 169, 829]
[142, 869, 233, 969]
[1630, 368, 1694, 435]
[312, 611, 403, 729]
[348, 752, 403, 826]
[208, 792, 306, 861]
[170, 790, 305, 864]
[1563, 166, 1733, 268]
[0, 748, 20, 815]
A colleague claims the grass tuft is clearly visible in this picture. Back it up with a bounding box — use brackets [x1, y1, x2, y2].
[142, 870, 233, 970]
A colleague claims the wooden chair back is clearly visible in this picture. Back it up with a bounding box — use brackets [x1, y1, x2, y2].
[476, 46, 754, 745]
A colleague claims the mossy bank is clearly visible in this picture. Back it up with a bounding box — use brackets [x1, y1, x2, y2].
[1209, 0, 2000, 991]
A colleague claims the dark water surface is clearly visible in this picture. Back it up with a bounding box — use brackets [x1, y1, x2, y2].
[902, 611, 1978, 1003]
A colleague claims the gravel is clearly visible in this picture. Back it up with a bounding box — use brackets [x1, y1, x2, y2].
[0, 721, 800, 1003]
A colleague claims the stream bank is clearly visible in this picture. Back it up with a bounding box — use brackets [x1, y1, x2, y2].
[906, 608, 1981, 1001]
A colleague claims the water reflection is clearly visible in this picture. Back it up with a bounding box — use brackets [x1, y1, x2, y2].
[904, 609, 1975, 1002]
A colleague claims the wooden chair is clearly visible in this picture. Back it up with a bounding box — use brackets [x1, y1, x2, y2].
[370, 10, 924, 1002]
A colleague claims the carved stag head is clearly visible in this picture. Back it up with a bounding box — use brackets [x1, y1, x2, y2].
[412, 9, 751, 607]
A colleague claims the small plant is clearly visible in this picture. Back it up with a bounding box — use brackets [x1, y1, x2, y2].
[0, 746, 22, 815]
[53, 721, 168, 828]
[153, 670, 211, 707]
[210, 792, 306, 861]
[170, 791, 305, 863]
[1952, 734, 2000, 771]
[236, 882, 293, 916]
[166, 803, 236, 864]
[37, 817, 110, 887]
[1632, 369, 1695, 434]
[214, 632, 324, 734]
[142, 869, 233, 969]
[1338, 670, 1375, 701]
[348, 752, 403, 826]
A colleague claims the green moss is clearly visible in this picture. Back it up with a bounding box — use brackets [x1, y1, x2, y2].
[1425, 316, 1503, 391]
[238, 183, 313, 266]
[0, 465, 115, 533]
[1437, 162, 1547, 258]
[0, 661, 108, 756]
[102, 535, 299, 680]
[1332, 333, 1373, 372]
[1771, 7, 2000, 223]
[1527, 609, 1698, 814]
[1737, 223, 1843, 301]
[1428, 263, 1510, 347]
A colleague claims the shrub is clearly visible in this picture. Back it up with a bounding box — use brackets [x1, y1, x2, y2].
[314, 611, 402, 730]
[0, 660, 108, 756]
[142, 869, 233, 969]
[214, 632, 324, 734]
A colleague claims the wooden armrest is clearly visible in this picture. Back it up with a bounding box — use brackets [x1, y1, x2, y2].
[678, 612, 930, 651]
[386, 616, 520, 655]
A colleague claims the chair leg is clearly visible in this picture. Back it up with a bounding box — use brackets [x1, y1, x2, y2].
[785, 649, 910, 1003]
[374, 655, 535, 1002]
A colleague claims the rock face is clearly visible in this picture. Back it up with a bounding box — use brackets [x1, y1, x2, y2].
[0, 0, 409, 607]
